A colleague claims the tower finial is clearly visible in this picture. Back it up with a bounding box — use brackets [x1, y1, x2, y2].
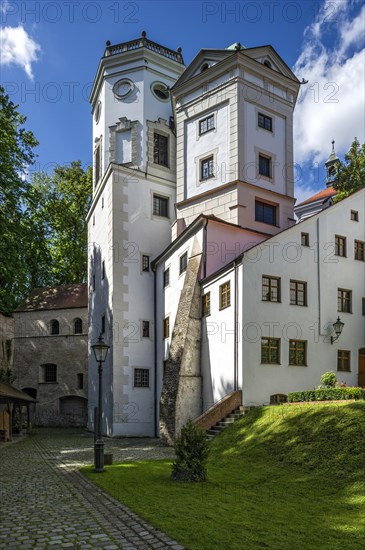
[331, 139, 335, 152]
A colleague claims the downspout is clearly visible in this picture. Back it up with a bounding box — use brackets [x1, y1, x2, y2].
[153, 264, 158, 437]
[234, 259, 239, 391]
[202, 218, 208, 279]
[316, 218, 325, 336]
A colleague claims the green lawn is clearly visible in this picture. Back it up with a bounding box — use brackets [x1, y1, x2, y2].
[82, 402, 365, 549]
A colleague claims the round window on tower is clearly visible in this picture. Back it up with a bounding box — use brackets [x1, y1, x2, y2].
[113, 78, 134, 100]
[94, 100, 102, 123]
[151, 82, 170, 102]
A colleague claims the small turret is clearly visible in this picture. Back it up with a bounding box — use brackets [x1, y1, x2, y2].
[325, 140, 339, 187]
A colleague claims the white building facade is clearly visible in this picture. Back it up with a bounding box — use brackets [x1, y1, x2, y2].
[87, 34, 365, 441]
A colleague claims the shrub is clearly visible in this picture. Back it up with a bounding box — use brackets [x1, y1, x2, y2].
[288, 387, 365, 402]
[320, 371, 337, 388]
[171, 420, 209, 482]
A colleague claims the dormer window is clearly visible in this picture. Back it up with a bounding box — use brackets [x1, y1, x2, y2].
[201, 62, 210, 72]
[263, 59, 272, 68]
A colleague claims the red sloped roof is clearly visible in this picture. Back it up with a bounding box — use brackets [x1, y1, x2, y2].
[297, 186, 336, 206]
[15, 284, 87, 312]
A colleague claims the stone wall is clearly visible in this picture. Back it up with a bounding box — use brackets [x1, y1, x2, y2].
[13, 307, 88, 427]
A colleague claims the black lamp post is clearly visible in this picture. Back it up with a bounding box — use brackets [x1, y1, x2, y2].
[331, 317, 344, 344]
[91, 333, 110, 473]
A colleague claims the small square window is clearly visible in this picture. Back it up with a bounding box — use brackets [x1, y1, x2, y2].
[142, 254, 150, 272]
[261, 338, 280, 364]
[179, 252, 188, 275]
[255, 200, 277, 226]
[200, 156, 214, 180]
[153, 133, 168, 167]
[354, 240, 365, 261]
[134, 368, 150, 388]
[290, 280, 307, 306]
[219, 281, 231, 310]
[199, 115, 215, 135]
[335, 235, 346, 257]
[258, 113, 272, 132]
[202, 292, 210, 316]
[289, 340, 307, 366]
[163, 268, 170, 288]
[337, 350, 351, 372]
[142, 321, 150, 338]
[338, 289, 352, 313]
[301, 232, 309, 246]
[153, 194, 169, 217]
[258, 154, 272, 178]
[262, 276, 281, 303]
[43, 364, 57, 383]
[163, 317, 170, 339]
[351, 210, 359, 221]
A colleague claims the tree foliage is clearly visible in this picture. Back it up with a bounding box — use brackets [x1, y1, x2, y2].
[333, 138, 365, 202]
[0, 86, 92, 313]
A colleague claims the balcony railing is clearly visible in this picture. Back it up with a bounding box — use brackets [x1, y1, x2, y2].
[105, 32, 184, 64]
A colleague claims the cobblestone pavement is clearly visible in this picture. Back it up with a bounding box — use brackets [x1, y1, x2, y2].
[0, 429, 184, 550]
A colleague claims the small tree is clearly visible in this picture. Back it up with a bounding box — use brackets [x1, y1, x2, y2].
[320, 371, 337, 388]
[171, 420, 209, 482]
[333, 138, 365, 202]
[0, 367, 16, 384]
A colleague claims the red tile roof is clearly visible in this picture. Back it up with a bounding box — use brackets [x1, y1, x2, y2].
[297, 186, 336, 206]
[16, 283, 87, 312]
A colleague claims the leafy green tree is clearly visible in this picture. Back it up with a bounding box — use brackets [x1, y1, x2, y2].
[0, 86, 39, 312]
[26, 162, 92, 285]
[171, 420, 210, 482]
[333, 138, 365, 202]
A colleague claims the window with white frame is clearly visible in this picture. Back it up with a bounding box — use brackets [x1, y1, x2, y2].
[199, 115, 214, 135]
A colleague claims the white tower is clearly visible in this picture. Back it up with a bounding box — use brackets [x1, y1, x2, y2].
[87, 33, 185, 436]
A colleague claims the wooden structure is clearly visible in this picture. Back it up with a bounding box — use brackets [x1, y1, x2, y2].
[0, 382, 36, 441]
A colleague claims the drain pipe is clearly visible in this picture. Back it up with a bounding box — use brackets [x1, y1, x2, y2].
[234, 259, 239, 391]
[153, 264, 158, 437]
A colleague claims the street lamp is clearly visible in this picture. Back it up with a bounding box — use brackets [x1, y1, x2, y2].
[331, 317, 344, 344]
[91, 333, 110, 472]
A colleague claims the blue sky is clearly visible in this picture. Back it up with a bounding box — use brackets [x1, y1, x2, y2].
[1, 0, 364, 202]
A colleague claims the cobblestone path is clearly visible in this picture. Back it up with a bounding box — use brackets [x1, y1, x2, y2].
[0, 430, 184, 550]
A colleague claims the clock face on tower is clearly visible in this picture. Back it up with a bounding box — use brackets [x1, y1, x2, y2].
[113, 79, 135, 100]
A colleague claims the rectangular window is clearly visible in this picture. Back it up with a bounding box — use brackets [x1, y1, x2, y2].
[290, 280, 307, 306]
[362, 298, 365, 316]
[289, 340, 307, 366]
[258, 154, 272, 178]
[101, 314, 106, 334]
[200, 156, 214, 180]
[134, 368, 150, 388]
[351, 210, 359, 221]
[94, 144, 101, 182]
[92, 273, 95, 291]
[219, 281, 231, 310]
[163, 268, 170, 288]
[153, 194, 169, 217]
[142, 254, 150, 272]
[163, 317, 170, 339]
[335, 235, 346, 257]
[261, 338, 280, 364]
[337, 350, 351, 372]
[355, 240, 365, 261]
[199, 114, 215, 135]
[338, 289, 352, 313]
[44, 364, 57, 383]
[255, 200, 277, 226]
[179, 252, 188, 275]
[262, 276, 281, 302]
[142, 321, 150, 338]
[153, 133, 168, 167]
[102, 260, 105, 280]
[258, 113, 273, 131]
[77, 373, 84, 390]
[301, 232, 309, 246]
[202, 292, 211, 316]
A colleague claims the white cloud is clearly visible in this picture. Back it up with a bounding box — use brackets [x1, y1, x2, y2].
[0, 25, 41, 79]
[293, 2, 365, 170]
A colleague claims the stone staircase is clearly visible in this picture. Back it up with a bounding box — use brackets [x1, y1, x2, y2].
[206, 405, 248, 440]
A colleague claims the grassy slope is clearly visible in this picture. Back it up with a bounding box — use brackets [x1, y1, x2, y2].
[82, 402, 365, 549]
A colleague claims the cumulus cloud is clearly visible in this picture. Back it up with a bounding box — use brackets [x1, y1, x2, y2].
[0, 25, 41, 79]
[293, 1, 365, 172]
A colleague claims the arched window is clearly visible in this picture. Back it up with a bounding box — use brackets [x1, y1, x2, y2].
[74, 318, 83, 334]
[50, 320, 59, 335]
